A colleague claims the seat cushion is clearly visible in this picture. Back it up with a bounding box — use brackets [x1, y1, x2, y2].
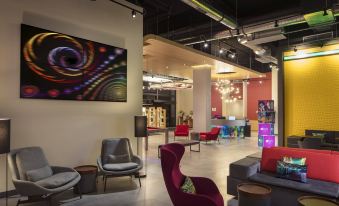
[36, 172, 78, 189]
[26, 165, 53, 182]
[175, 132, 188, 136]
[103, 162, 138, 171]
[249, 172, 339, 198]
[230, 157, 260, 179]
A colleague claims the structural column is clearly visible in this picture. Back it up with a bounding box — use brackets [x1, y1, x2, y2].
[242, 81, 248, 118]
[193, 68, 211, 132]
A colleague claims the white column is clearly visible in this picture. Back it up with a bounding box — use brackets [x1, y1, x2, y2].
[272, 69, 278, 134]
[193, 68, 211, 132]
[242, 81, 248, 118]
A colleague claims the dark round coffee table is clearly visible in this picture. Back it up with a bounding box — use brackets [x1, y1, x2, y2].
[298, 196, 338, 206]
[237, 183, 272, 206]
[74, 165, 98, 194]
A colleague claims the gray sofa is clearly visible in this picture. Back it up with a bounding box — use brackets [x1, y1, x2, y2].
[227, 157, 339, 206]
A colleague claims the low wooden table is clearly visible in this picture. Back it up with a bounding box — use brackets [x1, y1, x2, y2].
[158, 140, 200, 158]
[298, 196, 338, 206]
[237, 183, 271, 206]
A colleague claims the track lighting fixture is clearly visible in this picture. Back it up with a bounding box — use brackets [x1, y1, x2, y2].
[237, 36, 247, 44]
[323, 8, 328, 16]
[274, 20, 279, 27]
[132, 10, 136, 18]
[269, 64, 273, 68]
[219, 49, 224, 54]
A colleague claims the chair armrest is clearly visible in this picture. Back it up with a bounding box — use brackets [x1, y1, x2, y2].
[51, 166, 75, 174]
[97, 157, 105, 172]
[12, 179, 50, 196]
[131, 155, 144, 169]
[200, 132, 208, 135]
[190, 176, 221, 195]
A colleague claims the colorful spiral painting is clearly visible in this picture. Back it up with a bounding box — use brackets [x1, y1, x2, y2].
[20, 24, 127, 102]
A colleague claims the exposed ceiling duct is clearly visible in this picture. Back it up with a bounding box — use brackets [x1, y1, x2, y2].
[181, 0, 237, 29]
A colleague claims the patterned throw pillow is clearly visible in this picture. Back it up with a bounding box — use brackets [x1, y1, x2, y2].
[276, 161, 307, 183]
[180, 177, 196, 194]
[282, 156, 306, 166]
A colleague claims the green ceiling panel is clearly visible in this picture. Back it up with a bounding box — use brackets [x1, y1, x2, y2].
[304, 9, 335, 26]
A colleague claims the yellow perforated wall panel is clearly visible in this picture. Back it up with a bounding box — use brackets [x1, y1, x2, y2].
[284, 45, 339, 143]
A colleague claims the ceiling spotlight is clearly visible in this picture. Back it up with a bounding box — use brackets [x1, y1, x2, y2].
[269, 64, 273, 68]
[219, 49, 224, 54]
[132, 10, 137, 18]
[203, 42, 209, 48]
[323, 8, 328, 16]
[229, 53, 236, 59]
[294, 47, 298, 52]
[259, 80, 263, 84]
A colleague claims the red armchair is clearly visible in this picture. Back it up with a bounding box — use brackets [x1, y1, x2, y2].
[174, 125, 189, 141]
[160, 143, 224, 206]
[200, 127, 221, 143]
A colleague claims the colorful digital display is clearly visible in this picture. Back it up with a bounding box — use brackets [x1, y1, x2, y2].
[263, 135, 275, 148]
[258, 100, 275, 148]
[20, 24, 127, 102]
[258, 123, 274, 136]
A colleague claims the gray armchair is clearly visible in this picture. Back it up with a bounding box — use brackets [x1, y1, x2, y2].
[8, 147, 81, 205]
[97, 138, 143, 192]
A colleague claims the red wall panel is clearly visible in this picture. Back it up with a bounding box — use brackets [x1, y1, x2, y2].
[211, 85, 222, 117]
[247, 73, 272, 120]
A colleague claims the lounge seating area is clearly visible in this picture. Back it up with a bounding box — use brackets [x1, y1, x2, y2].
[227, 147, 339, 206]
[1, 0, 339, 206]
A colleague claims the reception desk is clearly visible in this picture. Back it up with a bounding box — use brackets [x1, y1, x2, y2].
[211, 119, 249, 138]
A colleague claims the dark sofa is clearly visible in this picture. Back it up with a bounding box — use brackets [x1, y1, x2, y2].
[227, 147, 339, 206]
[287, 129, 339, 150]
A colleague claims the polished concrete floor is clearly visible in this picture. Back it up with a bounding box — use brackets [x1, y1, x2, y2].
[2, 133, 260, 206]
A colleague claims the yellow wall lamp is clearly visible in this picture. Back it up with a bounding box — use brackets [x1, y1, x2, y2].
[284, 49, 339, 61]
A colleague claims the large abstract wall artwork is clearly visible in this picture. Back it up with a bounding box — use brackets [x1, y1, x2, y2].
[20, 24, 127, 102]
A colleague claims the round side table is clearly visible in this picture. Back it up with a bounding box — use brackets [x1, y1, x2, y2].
[298, 196, 338, 206]
[74, 165, 98, 194]
[237, 183, 272, 206]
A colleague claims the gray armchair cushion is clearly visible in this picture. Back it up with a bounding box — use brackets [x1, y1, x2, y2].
[35, 172, 78, 189]
[15, 147, 51, 180]
[108, 154, 131, 164]
[26, 165, 53, 182]
[101, 138, 132, 164]
[103, 162, 138, 171]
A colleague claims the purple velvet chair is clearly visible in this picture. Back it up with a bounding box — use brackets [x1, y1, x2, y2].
[160, 143, 224, 206]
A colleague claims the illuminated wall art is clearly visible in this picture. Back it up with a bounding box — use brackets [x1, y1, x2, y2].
[20, 24, 127, 102]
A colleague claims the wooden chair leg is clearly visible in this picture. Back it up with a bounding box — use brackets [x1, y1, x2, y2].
[138, 175, 141, 187]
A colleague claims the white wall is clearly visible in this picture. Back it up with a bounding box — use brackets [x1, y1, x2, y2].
[0, 0, 143, 192]
[176, 89, 193, 117]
